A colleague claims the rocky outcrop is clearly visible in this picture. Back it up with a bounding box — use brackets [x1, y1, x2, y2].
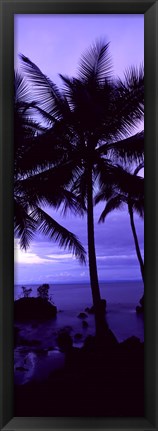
[77, 312, 88, 319]
[136, 294, 144, 314]
[14, 297, 57, 321]
[57, 329, 73, 352]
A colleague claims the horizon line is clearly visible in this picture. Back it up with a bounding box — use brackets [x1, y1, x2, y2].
[15, 278, 143, 286]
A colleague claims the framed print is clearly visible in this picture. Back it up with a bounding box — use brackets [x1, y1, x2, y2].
[0, 0, 158, 430]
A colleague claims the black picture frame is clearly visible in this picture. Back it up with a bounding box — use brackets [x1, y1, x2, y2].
[0, 0, 157, 430]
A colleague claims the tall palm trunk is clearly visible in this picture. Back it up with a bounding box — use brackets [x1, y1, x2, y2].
[128, 201, 144, 284]
[87, 166, 108, 339]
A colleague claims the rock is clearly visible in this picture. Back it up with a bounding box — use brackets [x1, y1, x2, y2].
[82, 320, 89, 329]
[83, 329, 118, 352]
[88, 306, 95, 314]
[85, 299, 107, 315]
[31, 323, 38, 328]
[74, 333, 82, 340]
[85, 306, 94, 314]
[139, 295, 144, 306]
[83, 335, 96, 351]
[16, 366, 29, 372]
[136, 305, 143, 314]
[78, 312, 88, 319]
[120, 336, 142, 351]
[14, 297, 57, 321]
[60, 325, 72, 333]
[19, 338, 41, 347]
[136, 294, 144, 314]
[33, 349, 47, 355]
[14, 326, 20, 346]
[57, 330, 73, 352]
[104, 329, 118, 347]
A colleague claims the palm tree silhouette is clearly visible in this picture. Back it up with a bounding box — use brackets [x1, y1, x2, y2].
[95, 163, 144, 284]
[19, 40, 144, 339]
[14, 72, 86, 263]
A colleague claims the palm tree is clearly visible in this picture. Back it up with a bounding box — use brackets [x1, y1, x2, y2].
[14, 72, 86, 263]
[95, 163, 144, 284]
[20, 40, 144, 339]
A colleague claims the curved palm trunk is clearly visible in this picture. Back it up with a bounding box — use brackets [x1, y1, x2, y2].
[128, 202, 144, 284]
[87, 167, 108, 339]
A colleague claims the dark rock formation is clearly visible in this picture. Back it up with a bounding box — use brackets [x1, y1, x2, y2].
[83, 329, 118, 352]
[74, 333, 82, 340]
[16, 366, 29, 372]
[57, 330, 73, 352]
[82, 320, 89, 329]
[14, 326, 20, 346]
[77, 312, 88, 319]
[19, 338, 41, 347]
[14, 297, 57, 321]
[120, 336, 143, 352]
[136, 294, 144, 314]
[85, 299, 107, 315]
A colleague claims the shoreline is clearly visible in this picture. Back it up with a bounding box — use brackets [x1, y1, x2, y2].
[14, 290, 144, 416]
[15, 333, 144, 416]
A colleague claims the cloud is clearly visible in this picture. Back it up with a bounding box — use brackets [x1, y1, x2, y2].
[46, 253, 74, 260]
[14, 250, 51, 265]
[97, 254, 136, 261]
[14, 240, 54, 265]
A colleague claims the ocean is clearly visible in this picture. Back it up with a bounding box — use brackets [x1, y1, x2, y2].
[14, 280, 144, 385]
[14, 280, 144, 342]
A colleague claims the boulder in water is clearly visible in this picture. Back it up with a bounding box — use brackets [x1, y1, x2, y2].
[14, 297, 57, 321]
[78, 312, 88, 319]
[57, 330, 73, 352]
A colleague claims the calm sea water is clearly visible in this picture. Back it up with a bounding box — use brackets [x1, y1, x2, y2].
[14, 280, 144, 342]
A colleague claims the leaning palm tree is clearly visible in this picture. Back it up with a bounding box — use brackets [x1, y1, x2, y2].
[14, 72, 86, 263]
[20, 40, 144, 339]
[95, 163, 144, 283]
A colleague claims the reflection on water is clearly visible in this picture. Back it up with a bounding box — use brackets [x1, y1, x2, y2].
[14, 281, 144, 385]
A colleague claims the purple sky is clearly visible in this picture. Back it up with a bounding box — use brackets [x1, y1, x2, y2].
[14, 14, 144, 285]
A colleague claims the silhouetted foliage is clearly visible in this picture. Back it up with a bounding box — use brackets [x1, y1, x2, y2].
[21, 286, 32, 298]
[95, 163, 144, 284]
[14, 72, 86, 263]
[18, 39, 144, 338]
[37, 284, 50, 300]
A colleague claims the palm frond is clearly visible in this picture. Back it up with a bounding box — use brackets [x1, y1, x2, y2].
[99, 195, 125, 222]
[14, 199, 37, 249]
[31, 207, 86, 264]
[95, 186, 114, 205]
[78, 39, 113, 84]
[113, 67, 144, 134]
[123, 65, 144, 91]
[96, 160, 144, 202]
[130, 198, 144, 218]
[70, 168, 88, 211]
[14, 71, 32, 104]
[59, 189, 85, 217]
[111, 164, 144, 197]
[134, 162, 144, 176]
[98, 131, 144, 163]
[20, 54, 64, 118]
